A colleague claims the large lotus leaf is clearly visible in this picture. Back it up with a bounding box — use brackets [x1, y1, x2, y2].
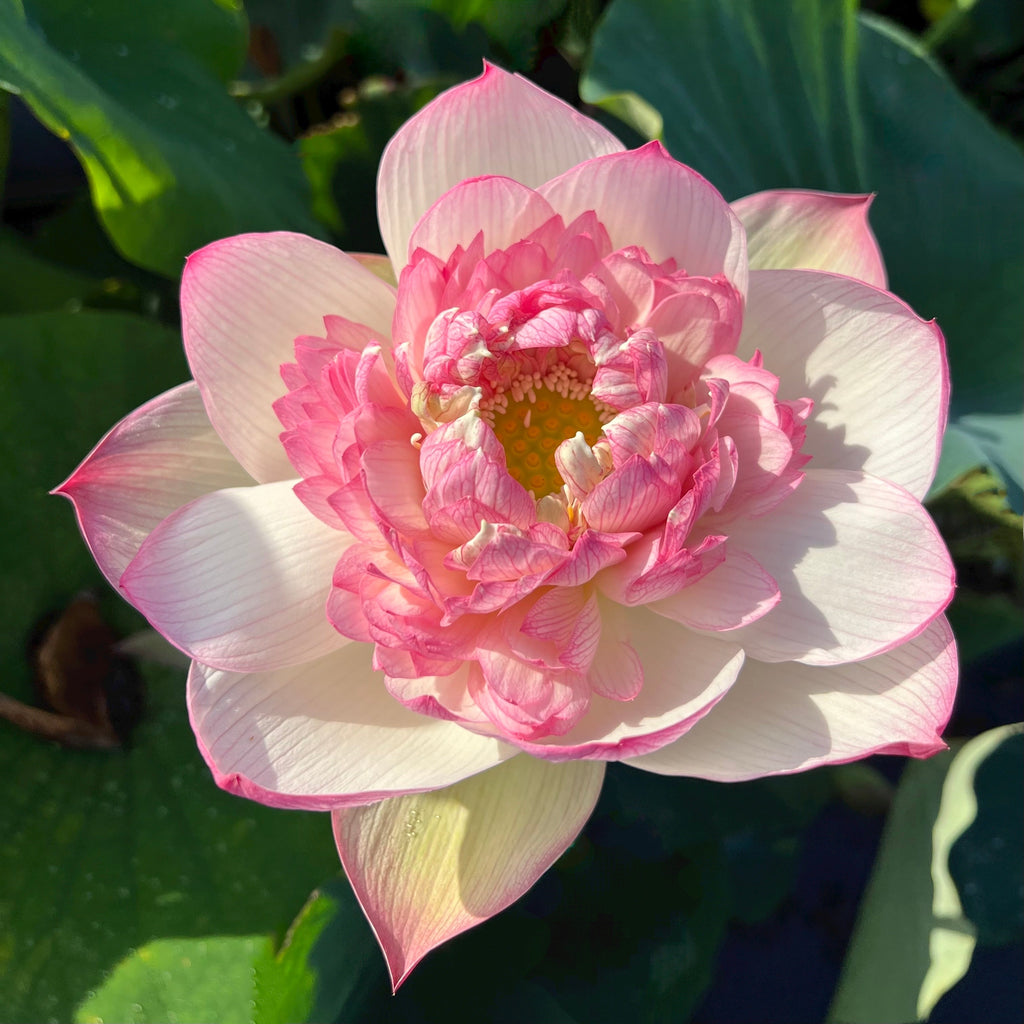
[26, 0, 250, 85]
[51, 769, 831, 1024]
[0, 227, 169, 317]
[583, 0, 1024, 509]
[0, 654, 341, 1024]
[0, 229, 101, 314]
[0, 0, 322, 277]
[584, 0, 865, 197]
[856, 15, 1024, 510]
[0, 311, 340, 1022]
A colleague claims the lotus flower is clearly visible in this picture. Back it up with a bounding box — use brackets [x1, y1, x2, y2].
[57, 65, 957, 987]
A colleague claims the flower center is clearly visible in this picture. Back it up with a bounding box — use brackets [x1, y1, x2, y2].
[480, 364, 612, 496]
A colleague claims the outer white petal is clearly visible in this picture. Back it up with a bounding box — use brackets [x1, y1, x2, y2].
[651, 550, 780, 630]
[738, 268, 948, 499]
[188, 644, 516, 810]
[627, 615, 956, 780]
[55, 382, 253, 588]
[333, 755, 604, 989]
[377, 63, 624, 269]
[538, 143, 748, 296]
[182, 232, 397, 483]
[121, 480, 350, 672]
[732, 190, 887, 287]
[716, 469, 954, 665]
[517, 604, 745, 760]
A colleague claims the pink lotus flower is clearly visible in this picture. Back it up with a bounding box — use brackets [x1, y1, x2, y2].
[58, 65, 957, 987]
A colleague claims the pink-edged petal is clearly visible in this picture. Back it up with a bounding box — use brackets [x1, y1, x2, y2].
[627, 614, 956, 780]
[732, 189, 887, 288]
[516, 604, 744, 760]
[543, 528, 636, 587]
[651, 550, 780, 630]
[333, 754, 604, 989]
[188, 643, 516, 811]
[738, 269, 948, 499]
[54, 382, 253, 589]
[407, 176, 558, 264]
[719, 469, 954, 666]
[587, 615, 643, 701]
[580, 454, 678, 533]
[361, 440, 430, 535]
[539, 143, 748, 296]
[182, 232, 397, 483]
[642, 277, 743, 387]
[121, 480, 350, 672]
[377, 63, 624, 269]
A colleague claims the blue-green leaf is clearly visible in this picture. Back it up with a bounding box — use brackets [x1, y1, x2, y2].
[583, 0, 1024, 510]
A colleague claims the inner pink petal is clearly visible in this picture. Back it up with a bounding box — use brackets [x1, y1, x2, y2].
[273, 197, 810, 746]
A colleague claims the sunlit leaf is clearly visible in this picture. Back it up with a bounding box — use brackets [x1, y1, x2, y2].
[253, 879, 387, 1024]
[828, 724, 1022, 1023]
[0, 0, 321, 276]
[77, 935, 274, 1024]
